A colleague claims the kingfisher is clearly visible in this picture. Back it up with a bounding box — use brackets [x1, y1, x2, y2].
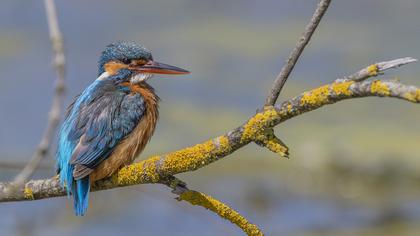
[56, 41, 189, 216]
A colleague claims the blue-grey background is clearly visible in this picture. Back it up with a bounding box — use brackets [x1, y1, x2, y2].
[1, 1, 420, 235]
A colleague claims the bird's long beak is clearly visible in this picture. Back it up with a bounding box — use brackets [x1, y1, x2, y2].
[133, 60, 190, 75]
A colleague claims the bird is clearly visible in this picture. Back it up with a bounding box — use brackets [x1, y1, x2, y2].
[56, 41, 189, 216]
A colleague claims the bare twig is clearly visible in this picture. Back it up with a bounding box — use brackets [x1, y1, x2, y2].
[0, 161, 52, 170]
[11, 0, 65, 186]
[265, 0, 332, 106]
[0, 57, 417, 202]
[162, 176, 263, 236]
[336, 57, 418, 82]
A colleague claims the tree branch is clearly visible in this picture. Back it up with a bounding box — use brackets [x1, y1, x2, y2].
[0, 161, 52, 170]
[336, 57, 417, 82]
[162, 176, 263, 236]
[0, 58, 417, 202]
[265, 0, 332, 106]
[10, 0, 66, 187]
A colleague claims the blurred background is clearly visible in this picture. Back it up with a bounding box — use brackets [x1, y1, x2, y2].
[1, 0, 420, 235]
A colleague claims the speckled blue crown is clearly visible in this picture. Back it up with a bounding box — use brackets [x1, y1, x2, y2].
[98, 41, 152, 75]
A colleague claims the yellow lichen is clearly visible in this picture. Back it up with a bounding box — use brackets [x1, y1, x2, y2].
[403, 89, 420, 102]
[112, 135, 234, 184]
[161, 138, 219, 174]
[331, 81, 354, 96]
[114, 156, 160, 185]
[416, 90, 420, 101]
[300, 85, 331, 106]
[241, 108, 278, 143]
[403, 92, 416, 102]
[370, 80, 390, 96]
[264, 137, 288, 158]
[287, 104, 293, 112]
[114, 162, 141, 185]
[367, 64, 378, 76]
[24, 187, 34, 200]
[217, 136, 231, 153]
[180, 190, 263, 236]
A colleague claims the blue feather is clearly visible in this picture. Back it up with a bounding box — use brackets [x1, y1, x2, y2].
[73, 177, 90, 216]
[57, 80, 104, 194]
[97, 42, 152, 76]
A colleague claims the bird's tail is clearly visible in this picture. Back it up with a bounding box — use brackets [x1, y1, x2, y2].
[72, 177, 90, 216]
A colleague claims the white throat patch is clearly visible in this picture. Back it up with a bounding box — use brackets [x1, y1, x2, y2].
[96, 72, 110, 81]
[96, 71, 153, 83]
[131, 73, 153, 83]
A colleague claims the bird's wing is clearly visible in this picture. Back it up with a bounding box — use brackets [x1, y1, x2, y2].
[69, 89, 146, 180]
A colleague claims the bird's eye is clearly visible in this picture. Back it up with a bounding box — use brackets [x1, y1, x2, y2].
[136, 59, 147, 65]
[121, 58, 131, 64]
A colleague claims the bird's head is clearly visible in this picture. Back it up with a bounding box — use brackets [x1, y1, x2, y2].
[98, 41, 189, 83]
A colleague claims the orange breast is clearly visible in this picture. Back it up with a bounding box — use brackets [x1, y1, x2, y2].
[90, 82, 159, 182]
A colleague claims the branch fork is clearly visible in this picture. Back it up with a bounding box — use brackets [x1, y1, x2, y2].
[241, 108, 290, 158]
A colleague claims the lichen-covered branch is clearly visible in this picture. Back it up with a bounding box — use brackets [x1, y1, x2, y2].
[161, 176, 263, 236]
[1, 68, 418, 202]
[178, 191, 263, 236]
[254, 127, 289, 158]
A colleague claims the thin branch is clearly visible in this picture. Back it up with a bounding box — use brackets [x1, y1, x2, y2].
[336, 57, 418, 82]
[0, 58, 417, 202]
[11, 0, 66, 186]
[265, 0, 332, 106]
[162, 176, 263, 236]
[0, 161, 52, 170]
